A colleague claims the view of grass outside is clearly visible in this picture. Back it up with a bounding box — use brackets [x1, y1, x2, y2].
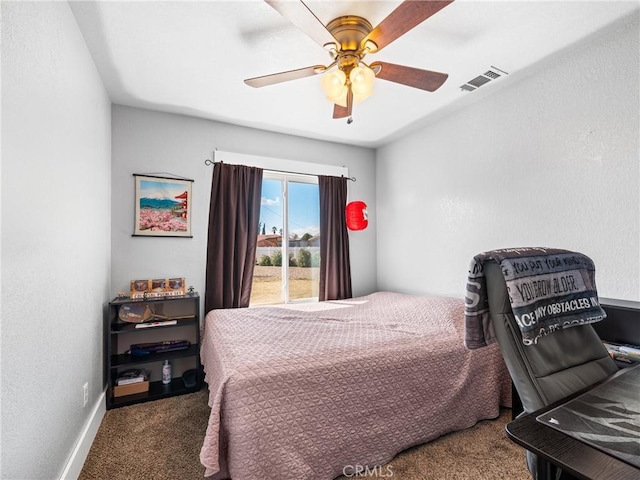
[250, 265, 319, 305]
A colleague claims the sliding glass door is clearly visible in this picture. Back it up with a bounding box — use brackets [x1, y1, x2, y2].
[250, 173, 320, 305]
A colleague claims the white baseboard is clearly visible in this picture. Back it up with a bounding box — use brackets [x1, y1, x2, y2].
[59, 389, 106, 480]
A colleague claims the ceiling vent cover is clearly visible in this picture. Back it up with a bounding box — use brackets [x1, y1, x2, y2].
[460, 67, 508, 92]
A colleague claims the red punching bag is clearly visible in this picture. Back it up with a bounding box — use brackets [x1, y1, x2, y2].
[345, 201, 368, 231]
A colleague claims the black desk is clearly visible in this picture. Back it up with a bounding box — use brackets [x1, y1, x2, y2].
[506, 365, 640, 480]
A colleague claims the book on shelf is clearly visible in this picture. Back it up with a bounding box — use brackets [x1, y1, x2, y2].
[129, 340, 190, 357]
[116, 368, 149, 386]
[135, 319, 178, 329]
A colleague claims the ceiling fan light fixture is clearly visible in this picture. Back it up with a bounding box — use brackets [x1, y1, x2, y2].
[252, 0, 455, 120]
[350, 65, 375, 103]
[322, 69, 348, 106]
[333, 87, 349, 108]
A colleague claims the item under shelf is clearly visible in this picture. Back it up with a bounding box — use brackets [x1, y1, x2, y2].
[109, 378, 199, 407]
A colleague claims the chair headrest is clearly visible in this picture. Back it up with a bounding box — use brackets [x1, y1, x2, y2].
[465, 247, 606, 348]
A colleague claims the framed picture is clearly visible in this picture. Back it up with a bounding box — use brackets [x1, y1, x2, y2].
[133, 174, 193, 237]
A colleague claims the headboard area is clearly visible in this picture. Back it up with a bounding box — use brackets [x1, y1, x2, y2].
[594, 298, 640, 347]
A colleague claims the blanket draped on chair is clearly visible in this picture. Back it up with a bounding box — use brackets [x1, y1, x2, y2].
[464, 247, 606, 349]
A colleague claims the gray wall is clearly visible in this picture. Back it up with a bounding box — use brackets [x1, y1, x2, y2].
[376, 15, 640, 301]
[1, 2, 111, 478]
[111, 106, 377, 305]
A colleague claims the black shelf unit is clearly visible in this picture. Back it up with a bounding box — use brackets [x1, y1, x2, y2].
[106, 294, 202, 409]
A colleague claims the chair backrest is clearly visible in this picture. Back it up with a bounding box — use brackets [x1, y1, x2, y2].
[483, 260, 618, 413]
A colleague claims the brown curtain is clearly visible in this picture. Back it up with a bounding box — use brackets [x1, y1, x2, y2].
[318, 175, 353, 301]
[205, 162, 263, 312]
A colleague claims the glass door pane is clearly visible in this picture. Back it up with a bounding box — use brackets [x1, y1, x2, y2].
[251, 177, 283, 305]
[287, 181, 320, 301]
[250, 175, 319, 306]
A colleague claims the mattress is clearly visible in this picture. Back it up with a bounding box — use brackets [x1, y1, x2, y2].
[200, 291, 511, 479]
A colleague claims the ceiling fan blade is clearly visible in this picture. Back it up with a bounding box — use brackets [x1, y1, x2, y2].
[265, 0, 338, 49]
[371, 61, 448, 92]
[332, 88, 353, 120]
[245, 65, 325, 88]
[363, 0, 455, 53]
[333, 103, 348, 119]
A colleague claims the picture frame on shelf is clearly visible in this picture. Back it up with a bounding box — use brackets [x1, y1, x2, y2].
[133, 174, 193, 237]
[129, 277, 186, 299]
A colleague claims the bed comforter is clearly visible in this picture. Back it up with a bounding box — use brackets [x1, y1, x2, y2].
[200, 291, 511, 479]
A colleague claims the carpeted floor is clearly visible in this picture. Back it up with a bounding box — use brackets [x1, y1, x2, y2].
[79, 389, 531, 479]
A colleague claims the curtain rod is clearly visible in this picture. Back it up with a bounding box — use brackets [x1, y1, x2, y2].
[204, 158, 356, 182]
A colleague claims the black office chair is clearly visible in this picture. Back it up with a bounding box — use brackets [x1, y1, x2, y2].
[483, 259, 618, 479]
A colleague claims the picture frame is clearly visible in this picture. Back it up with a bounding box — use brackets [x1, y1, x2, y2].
[133, 174, 193, 237]
[128, 277, 186, 299]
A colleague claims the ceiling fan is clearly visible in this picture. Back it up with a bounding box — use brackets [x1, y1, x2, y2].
[244, 0, 455, 123]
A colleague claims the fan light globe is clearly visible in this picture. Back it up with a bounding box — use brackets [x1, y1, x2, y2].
[350, 65, 375, 104]
[322, 70, 348, 107]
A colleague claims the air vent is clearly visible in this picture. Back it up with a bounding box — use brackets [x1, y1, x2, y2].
[468, 75, 491, 88]
[460, 66, 508, 92]
[483, 69, 501, 79]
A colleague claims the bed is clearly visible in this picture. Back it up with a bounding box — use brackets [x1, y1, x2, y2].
[200, 291, 511, 479]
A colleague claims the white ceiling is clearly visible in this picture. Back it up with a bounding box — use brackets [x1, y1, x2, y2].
[69, 1, 639, 148]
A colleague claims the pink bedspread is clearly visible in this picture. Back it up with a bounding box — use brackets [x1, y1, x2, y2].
[200, 292, 511, 479]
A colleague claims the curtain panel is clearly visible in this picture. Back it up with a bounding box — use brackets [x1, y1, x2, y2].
[318, 175, 353, 301]
[205, 162, 263, 312]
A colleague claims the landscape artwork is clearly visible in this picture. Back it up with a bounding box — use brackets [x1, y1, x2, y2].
[133, 174, 193, 237]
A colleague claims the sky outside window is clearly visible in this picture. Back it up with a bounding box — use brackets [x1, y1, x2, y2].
[260, 178, 319, 237]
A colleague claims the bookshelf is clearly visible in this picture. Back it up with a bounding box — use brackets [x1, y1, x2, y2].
[105, 294, 202, 409]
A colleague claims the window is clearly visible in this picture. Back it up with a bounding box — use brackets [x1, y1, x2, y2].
[251, 172, 320, 305]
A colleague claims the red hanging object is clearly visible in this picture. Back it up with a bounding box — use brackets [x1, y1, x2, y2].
[345, 201, 368, 231]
